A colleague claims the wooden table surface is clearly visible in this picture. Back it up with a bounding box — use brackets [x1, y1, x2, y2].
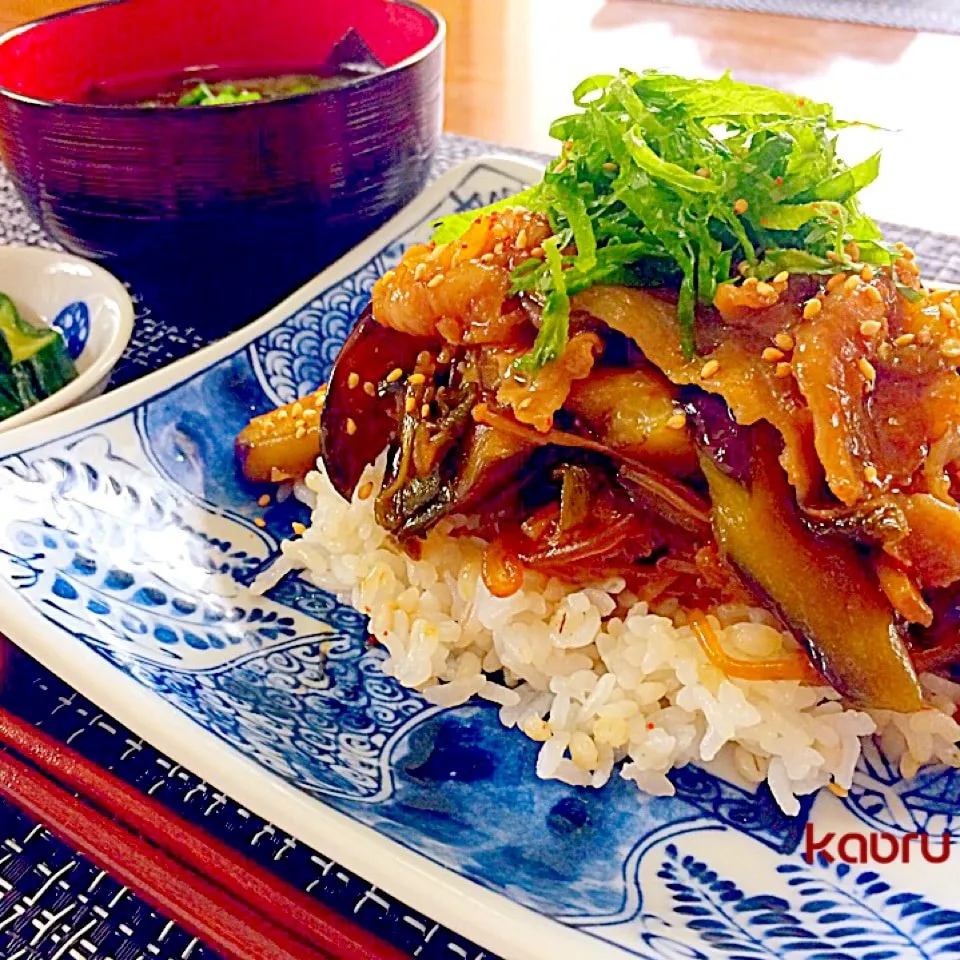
[3, 0, 958, 236]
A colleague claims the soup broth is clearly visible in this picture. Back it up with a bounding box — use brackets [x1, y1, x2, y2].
[86, 65, 380, 107]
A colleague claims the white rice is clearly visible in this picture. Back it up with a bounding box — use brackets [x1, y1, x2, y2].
[263, 458, 960, 815]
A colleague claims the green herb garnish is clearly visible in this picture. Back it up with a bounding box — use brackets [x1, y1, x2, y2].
[433, 70, 897, 365]
[177, 82, 263, 107]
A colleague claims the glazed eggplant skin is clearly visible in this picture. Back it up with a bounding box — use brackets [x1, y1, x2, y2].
[699, 424, 922, 713]
[320, 306, 437, 501]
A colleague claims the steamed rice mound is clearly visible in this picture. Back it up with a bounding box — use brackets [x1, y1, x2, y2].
[266, 459, 960, 816]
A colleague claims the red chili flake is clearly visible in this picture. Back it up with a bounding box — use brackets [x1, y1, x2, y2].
[797, 97, 806, 106]
[646, 722, 656, 731]
[775, 176, 783, 186]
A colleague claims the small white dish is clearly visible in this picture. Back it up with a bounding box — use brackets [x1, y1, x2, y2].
[0, 246, 134, 434]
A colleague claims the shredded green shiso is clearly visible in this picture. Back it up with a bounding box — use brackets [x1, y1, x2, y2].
[432, 69, 898, 366]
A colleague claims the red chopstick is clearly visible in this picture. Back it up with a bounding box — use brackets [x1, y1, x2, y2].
[0, 707, 408, 960]
[0, 744, 332, 960]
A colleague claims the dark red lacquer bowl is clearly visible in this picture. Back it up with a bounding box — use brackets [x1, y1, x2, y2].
[0, 0, 444, 330]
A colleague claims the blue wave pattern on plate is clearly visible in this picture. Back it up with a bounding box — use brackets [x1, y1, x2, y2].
[52, 300, 90, 360]
[251, 242, 405, 408]
[1, 161, 959, 960]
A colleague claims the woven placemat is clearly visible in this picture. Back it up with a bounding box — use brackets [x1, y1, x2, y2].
[2, 132, 960, 960]
[650, 0, 960, 33]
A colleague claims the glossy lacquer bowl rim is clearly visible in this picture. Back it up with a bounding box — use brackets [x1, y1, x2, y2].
[0, 157, 631, 960]
[0, 0, 445, 111]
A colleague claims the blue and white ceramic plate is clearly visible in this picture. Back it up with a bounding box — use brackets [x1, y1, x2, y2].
[1, 159, 958, 960]
[0, 246, 134, 434]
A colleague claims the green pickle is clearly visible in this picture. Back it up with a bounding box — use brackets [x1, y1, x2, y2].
[0, 293, 77, 421]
